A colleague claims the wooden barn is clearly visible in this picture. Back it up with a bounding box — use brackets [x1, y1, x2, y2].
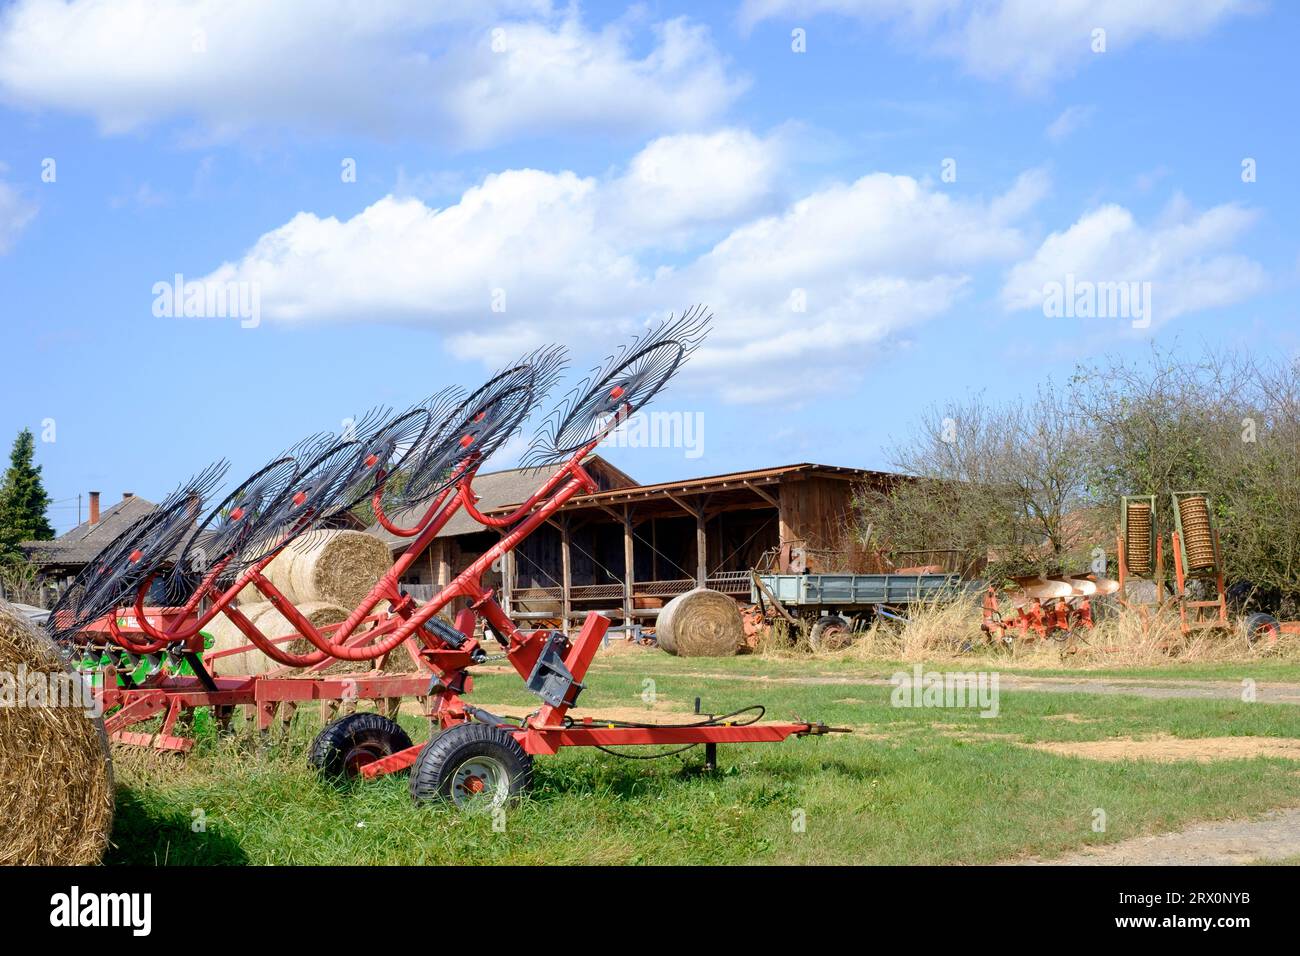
[370, 460, 898, 632]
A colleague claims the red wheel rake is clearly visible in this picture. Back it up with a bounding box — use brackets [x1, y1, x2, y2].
[48, 308, 844, 810]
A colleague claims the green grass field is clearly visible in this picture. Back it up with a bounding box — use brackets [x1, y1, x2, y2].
[105, 650, 1300, 865]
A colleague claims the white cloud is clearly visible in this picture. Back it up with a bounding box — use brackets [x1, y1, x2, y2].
[1045, 105, 1094, 142]
[738, 0, 1254, 89]
[0, 176, 37, 253]
[1001, 198, 1266, 327]
[601, 128, 786, 244]
[443, 17, 747, 148]
[668, 170, 1039, 400]
[202, 132, 1043, 401]
[0, 1, 744, 146]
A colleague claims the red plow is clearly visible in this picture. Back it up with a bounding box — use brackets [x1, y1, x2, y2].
[48, 308, 842, 810]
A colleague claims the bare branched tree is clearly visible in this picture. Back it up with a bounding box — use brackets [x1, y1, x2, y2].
[862, 343, 1300, 611]
[1074, 345, 1299, 607]
[857, 384, 1096, 580]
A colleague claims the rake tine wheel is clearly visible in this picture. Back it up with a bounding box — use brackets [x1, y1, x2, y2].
[250, 438, 372, 561]
[48, 509, 167, 651]
[339, 405, 435, 508]
[374, 387, 467, 513]
[173, 451, 301, 591]
[112, 461, 229, 606]
[401, 346, 568, 502]
[525, 305, 710, 465]
[46, 462, 229, 648]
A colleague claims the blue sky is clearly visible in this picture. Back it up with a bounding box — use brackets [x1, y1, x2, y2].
[0, 0, 1296, 533]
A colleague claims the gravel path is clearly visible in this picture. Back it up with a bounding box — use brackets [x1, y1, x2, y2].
[1018, 808, 1300, 865]
[666, 670, 1300, 704]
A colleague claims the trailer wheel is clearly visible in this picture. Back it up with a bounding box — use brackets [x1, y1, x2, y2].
[1243, 613, 1281, 647]
[309, 712, 414, 779]
[808, 615, 854, 651]
[410, 723, 532, 811]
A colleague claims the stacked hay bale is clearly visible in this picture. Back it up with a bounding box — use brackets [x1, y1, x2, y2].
[214, 531, 392, 675]
[205, 601, 357, 675]
[235, 530, 391, 608]
[0, 602, 114, 864]
[655, 588, 743, 657]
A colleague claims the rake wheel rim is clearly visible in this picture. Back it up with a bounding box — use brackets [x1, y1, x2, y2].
[547, 339, 686, 457]
[450, 756, 510, 810]
[176, 455, 299, 582]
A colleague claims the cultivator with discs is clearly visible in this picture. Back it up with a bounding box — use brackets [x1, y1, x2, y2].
[46, 308, 844, 810]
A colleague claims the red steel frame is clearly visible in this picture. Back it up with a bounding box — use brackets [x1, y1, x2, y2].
[980, 586, 1094, 644]
[84, 420, 829, 765]
[1115, 520, 1231, 638]
[1169, 527, 1229, 634]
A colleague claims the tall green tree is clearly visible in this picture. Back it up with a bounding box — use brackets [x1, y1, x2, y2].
[0, 428, 54, 563]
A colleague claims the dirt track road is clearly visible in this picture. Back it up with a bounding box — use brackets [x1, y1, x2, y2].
[1019, 808, 1300, 865]
[666, 670, 1300, 705]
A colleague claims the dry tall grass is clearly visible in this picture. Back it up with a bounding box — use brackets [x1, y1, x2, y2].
[759, 594, 1300, 669]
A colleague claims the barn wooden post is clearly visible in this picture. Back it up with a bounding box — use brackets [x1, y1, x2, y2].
[622, 506, 635, 635]
[778, 489, 795, 546]
[664, 491, 709, 589]
[435, 539, 450, 588]
[560, 517, 573, 633]
[651, 518, 659, 581]
[500, 533, 513, 617]
[695, 509, 707, 588]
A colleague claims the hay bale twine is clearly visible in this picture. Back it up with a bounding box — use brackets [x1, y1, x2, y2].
[655, 588, 743, 657]
[0, 602, 114, 864]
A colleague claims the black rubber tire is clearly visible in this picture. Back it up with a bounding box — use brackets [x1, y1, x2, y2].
[309, 712, 414, 779]
[1243, 612, 1282, 647]
[808, 615, 853, 651]
[409, 723, 533, 810]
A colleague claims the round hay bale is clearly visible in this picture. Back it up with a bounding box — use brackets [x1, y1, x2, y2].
[251, 601, 369, 675]
[204, 600, 274, 675]
[655, 588, 743, 657]
[0, 602, 114, 864]
[233, 580, 270, 607]
[206, 601, 363, 676]
[286, 531, 391, 608]
[230, 531, 389, 609]
[261, 544, 302, 603]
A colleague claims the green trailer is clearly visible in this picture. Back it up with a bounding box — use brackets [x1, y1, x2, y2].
[749, 571, 976, 648]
